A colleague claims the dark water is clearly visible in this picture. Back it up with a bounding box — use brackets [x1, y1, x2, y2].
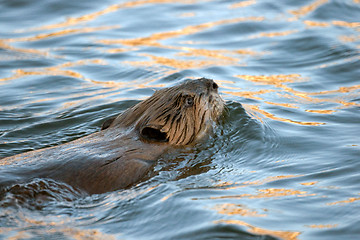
[0, 0, 359, 239]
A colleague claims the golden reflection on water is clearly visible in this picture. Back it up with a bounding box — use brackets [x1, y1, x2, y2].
[0, 58, 163, 88]
[97, 16, 265, 74]
[299, 4, 360, 50]
[326, 194, 360, 206]
[306, 224, 338, 229]
[245, 104, 325, 126]
[0, 206, 116, 239]
[213, 175, 301, 190]
[126, 53, 244, 70]
[0, 57, 168, 112]
[199, 177, 306, 239]
[27, 0, 201, 32]
[264, 101, 299, 109]
[209, 174, 353, 238]
[1, 26, 117, 59]
[210, 188, 313, 200]
[339, 35, 360, 45]
[213, 203, 267, 217]
[3, 0, 227, 61]
[223, 73, 360, 125]
[162, 175, 302, 201]
[289, 0, 328, 18]
[210, 176, 313, 239]
[310, 84, 360, 95]
[304, 20, 360, 29]
[214, 219, 300, 240]
[229, 0, 256, 9]
[236, 74, 302, 85]
[253, 30, 298, 39]
[99, 16, 264, 47]
[178, 48, 241, 62]
[0, 59, 103, 83]
[0, 40, 48, 57]
[0, 225, 115, 240]
[243, 175, 302, 186]
[300, 181, 318, 186]
[305, 109, 336, 114]
[210, 176, 313, 199]
[303, 20, 330, 28]
[225, 90, 274, 101]
[1, 0, 357, 125]
[8, 26, 119, 43]
[333, 21, 360, 28]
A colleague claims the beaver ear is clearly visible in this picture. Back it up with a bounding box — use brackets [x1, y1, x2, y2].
[140, 125, 168, 142]
[101, 117, 116, 130]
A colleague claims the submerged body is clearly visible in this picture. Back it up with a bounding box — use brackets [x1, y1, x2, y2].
[0, 129, 164, 194]
[0, 78, 224, 195]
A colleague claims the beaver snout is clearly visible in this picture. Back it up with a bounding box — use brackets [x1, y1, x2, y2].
[211, 81, 219, 92]
[203, 78, 219, 95]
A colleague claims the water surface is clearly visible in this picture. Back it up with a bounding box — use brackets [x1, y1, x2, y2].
[0, 0, 359, 239]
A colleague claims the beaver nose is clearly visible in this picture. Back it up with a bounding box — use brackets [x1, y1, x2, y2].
[211, 81, 219, 91]
[207, 80, 218, 93]
[198, 78, 219, 93]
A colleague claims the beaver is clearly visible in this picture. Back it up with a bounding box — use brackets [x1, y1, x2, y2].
[0, 78, 224, 194]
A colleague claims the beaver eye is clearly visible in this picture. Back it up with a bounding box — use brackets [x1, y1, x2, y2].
[185, 96, 194, 107]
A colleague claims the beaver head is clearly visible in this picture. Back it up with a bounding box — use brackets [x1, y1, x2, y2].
[102, 78, 224, 146]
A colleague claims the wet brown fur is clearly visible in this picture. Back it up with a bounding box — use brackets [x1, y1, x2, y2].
[108, 78, 224, 145]
[0, 78, 224, 194]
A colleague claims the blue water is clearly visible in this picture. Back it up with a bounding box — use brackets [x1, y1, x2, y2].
[0, 0, 359, 239]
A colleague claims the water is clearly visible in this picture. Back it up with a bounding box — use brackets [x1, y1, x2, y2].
[0, 0, 359, 239]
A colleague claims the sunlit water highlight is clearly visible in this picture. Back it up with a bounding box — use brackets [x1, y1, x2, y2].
[0, 0, 359, 239]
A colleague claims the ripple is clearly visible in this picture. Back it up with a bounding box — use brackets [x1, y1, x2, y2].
[1, 0, 359, 239]
[0, 178, 85, 210]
